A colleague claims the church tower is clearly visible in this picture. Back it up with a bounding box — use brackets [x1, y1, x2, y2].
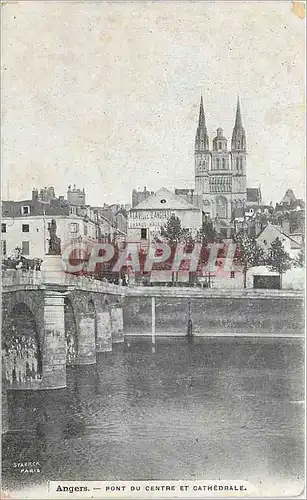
[194, 96, 211, 194]
[231, 97, 247, 207]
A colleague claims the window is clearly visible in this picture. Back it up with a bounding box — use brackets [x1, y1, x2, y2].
[21, 206, 30, 215]
[216, 158, 220, 169]
[263, 240, 267, 245]
[222, 158, 226, 169]
[22, 241, 30, 255]
[141, 228, 147, 239]
[219, 142, 222, 150]
[84, 224, 88, 236]
[230, 271, 235, 279]
[1, 240, 7, 257]
[70, 222, 79, 233]
[1, 223, 6, 233]
[240, 158, 243, 171]
[236, 157, 239, 170]
[22, 224, 30, 233]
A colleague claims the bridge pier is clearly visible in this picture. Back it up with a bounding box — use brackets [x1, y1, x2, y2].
[96, 305, 112, 352]
[110, 302, 124, 344]
[42, 290, 67, 389]
[74, 307, 97, 365]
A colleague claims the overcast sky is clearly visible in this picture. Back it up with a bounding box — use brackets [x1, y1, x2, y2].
[2, 1, 305, 207]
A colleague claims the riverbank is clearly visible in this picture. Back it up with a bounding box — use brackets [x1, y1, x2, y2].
[123, 295, 304, 337]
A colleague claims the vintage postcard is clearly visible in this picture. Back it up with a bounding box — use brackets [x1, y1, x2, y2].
[1, 1, 305, 499]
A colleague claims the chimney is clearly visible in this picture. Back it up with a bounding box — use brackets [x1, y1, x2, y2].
[32, 188, 38, 202]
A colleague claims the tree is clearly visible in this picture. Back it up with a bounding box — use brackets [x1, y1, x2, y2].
[266, 237, 292, 287]
[161, 214, 192, 244]
[293, 245, 305, 268]
[196, 216, 219, 244]
[160, 215, 194, 285]
[234, 233, 265, 288]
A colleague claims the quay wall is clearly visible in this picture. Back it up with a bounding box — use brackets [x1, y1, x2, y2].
[123, 290, 304, 336]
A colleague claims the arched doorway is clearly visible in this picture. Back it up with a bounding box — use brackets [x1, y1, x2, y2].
[2, 303, 42, 385]
[216, 196, 228, 219]
[64, 298, 78, 365]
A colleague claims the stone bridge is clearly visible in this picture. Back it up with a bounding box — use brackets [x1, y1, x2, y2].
[2, 269, 125, 392]
[2, 266, 304, 393]
[2, 263, 304, 434]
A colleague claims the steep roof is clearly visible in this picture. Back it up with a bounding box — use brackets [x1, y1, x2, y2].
[130, 187, 200, 211]
[281, 189, 296, 204]
[2, 199, 70, 217]
[256, 224, 302, 249]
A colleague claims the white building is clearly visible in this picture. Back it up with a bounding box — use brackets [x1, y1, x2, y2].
[127, 187, 202, 243]
[1, 189, 97, 261]
[256, 223, 302, 260]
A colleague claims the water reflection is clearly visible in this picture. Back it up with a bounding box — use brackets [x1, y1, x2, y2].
[2, 336, 304, 490]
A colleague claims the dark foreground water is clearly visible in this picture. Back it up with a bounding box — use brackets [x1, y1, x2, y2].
[2, 336, 305, 495]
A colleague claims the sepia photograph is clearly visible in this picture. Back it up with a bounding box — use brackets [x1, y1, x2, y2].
[1, 1, 305, 498]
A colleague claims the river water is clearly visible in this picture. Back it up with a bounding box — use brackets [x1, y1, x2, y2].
[2, 336, 305, 495]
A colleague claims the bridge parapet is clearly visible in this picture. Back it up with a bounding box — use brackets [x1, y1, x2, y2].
[2, 270, 124, 295]
[2, 269, 43, 287]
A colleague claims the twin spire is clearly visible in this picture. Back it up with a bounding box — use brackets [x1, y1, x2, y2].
[195, 95, 209, 151]
[198, 95, 205, 128]
[195, 95, 246, 152]
[234, 96, 243, 129]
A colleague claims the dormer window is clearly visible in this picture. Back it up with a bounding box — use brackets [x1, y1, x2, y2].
[21, 205, 30, 215]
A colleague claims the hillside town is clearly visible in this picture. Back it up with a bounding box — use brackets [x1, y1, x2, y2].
[1, 98, 305, 289]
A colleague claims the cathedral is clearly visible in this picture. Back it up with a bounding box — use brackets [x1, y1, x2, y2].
[194, 96, 247, 221]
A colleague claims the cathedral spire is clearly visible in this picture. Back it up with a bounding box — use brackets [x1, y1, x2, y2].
[234, 96, 243, 129]
[195, 96, 209, 152]
[198, 95, 205, 127]
[231, 96, 246, 151]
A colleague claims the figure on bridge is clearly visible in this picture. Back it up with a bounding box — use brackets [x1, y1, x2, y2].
[47, 219, 61, 255]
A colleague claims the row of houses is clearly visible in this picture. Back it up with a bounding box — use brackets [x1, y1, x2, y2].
[1, 185, 304, 278]
[127, 187, 304, 260]
[1, 186, 127, 260]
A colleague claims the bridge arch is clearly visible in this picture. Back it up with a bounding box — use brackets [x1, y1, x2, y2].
[2, 302, 42, 386]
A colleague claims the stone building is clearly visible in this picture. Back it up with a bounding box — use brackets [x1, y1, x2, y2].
[127, 187, 202, 243]
[67, 185, 86, 206]
[1, 187, 127, 261]
[1, 188, 98, 260]
[256, 223, 302, 260]
[132, 186, 155, 208]
[193, 96, 247, 222]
